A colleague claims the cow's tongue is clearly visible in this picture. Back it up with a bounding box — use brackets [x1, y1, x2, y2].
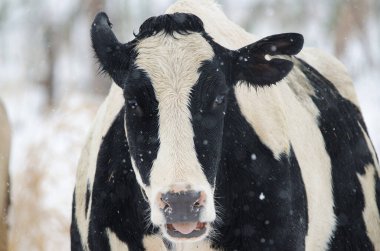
[172, 222, 198, 235]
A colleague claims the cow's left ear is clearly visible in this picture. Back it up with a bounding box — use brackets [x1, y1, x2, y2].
[230, 33, 303, 87]
[91, 12, 134, 88]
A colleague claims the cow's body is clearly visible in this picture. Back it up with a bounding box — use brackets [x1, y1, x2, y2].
[71, 0, 380, 250]
[0, 100, 10, 251]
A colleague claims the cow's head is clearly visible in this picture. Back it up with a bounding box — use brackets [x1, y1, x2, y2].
[91, 12, 303, 243]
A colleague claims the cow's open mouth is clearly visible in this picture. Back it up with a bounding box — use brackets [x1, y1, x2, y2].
[165, 222, 207, 239]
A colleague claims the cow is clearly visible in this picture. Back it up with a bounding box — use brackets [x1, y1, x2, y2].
[71, 0, 380, 250]
[0, 100, 10, 251]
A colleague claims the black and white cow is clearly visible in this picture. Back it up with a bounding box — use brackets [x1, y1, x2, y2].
[71, 0, 380, 250]
[0, 100, 10, 251]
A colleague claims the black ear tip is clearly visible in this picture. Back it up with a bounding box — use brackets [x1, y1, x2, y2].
[290, 33, 304, 49]
[93, 12, 112, 29]
[280, 32, 303, 55]
[294, 33, 304, 43]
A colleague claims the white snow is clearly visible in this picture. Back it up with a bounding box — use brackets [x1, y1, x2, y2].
[259, 192, 265, 200]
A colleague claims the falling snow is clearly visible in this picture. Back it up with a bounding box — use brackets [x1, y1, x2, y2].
[259, 192, 265, 200]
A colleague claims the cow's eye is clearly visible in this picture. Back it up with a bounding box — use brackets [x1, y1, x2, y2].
[214, 95, 225, 105]
[127, 99, 138, 109]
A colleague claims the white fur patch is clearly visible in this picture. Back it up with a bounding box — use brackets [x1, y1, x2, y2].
[107, 228, 130, 251]
[357, 165, 380, 249]
[359, 123, 380, 174]
[143, 235, 219, 251]
[234, 83, 290, 159]
[142, 235, 167, 251]
[173, 239, 218, 250]
[135, 32, 217, 226]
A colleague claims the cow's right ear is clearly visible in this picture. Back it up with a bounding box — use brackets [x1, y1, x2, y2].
[91, 12, 132, 88]
[230, 33, 304, 87]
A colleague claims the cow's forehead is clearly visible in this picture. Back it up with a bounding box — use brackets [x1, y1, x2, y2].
[135, 32, 215, 98]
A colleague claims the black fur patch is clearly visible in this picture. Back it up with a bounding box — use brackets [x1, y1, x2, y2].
[210, 88, 308, 250]
[134, 13, 205, 40]
[297, 58, 376, 250]
[190, 60, 229, 185]
[89, 109, 159, 250]
[85, 181, 91, 218]
[123, 67, 160, 186]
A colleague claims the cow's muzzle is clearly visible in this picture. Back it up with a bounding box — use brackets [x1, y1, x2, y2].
[158, 190, 208, 240]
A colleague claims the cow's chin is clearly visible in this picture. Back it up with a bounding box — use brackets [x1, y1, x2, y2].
[162, 221, 210, 243]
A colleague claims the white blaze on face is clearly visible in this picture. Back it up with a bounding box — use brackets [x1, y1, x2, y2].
[134, 32, 216, 225]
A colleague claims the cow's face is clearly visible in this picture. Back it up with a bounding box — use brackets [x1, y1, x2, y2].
[91, 12, 303, 243]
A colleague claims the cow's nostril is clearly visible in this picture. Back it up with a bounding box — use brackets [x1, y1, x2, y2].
[158, 194, 172, 210]
[163, 203, 172, 214]
[161, 198, 171, 211]
[161, 199, 170, 210]
[193, 201, 201, 207]
[192, 200, 202, 212]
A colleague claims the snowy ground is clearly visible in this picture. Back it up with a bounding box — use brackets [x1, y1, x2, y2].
[0, 1, 379, 251]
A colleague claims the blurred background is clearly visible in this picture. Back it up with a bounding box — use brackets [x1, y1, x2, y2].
[0, 0, 379, 250]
